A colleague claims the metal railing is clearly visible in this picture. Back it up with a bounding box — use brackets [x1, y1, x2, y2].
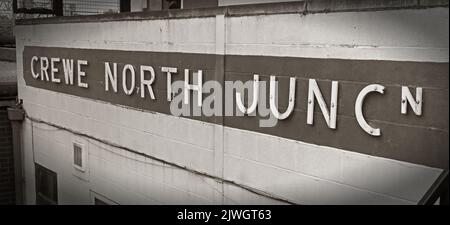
[62, 0, 120, 16]
[418, 170, 449, 205]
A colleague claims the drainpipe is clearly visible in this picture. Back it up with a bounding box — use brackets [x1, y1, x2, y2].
[7, 105, 25, 205]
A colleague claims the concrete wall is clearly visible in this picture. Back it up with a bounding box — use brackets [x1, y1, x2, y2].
[14, 2, 448, 205]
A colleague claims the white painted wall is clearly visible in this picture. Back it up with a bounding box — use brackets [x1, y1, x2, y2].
[226, 8, 449, 62]
[15, 7, 447, 205]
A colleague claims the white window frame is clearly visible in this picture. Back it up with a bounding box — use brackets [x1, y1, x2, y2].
[72, 141, 87, 172]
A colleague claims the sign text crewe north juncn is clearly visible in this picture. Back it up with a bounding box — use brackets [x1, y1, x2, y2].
[29, 55, 424, 136]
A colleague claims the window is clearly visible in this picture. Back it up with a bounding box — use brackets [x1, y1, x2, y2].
[35, 163, 58, 205]
[72, 139, 89, 181]
[73, 142, 86, 172]
[74, 143, 82, 167]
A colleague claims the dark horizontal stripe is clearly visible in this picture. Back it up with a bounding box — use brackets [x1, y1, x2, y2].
[22, 46, 449, 169]
[0, 48, 16, 62]
[226, 56, 449, 89]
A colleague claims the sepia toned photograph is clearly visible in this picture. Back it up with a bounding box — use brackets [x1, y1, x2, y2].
[0, 0, 448, 218]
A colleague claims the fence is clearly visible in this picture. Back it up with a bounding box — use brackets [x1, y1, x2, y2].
[13, 0, 121, 16]
[63, 0, 120, 16]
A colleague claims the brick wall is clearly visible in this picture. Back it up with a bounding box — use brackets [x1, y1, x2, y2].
[0, 106, 15, 205]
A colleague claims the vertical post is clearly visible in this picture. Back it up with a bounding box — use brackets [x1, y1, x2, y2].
[212, 13, 225, 204]
[7, 107, 25, 205]
[53, 0, 63, 16]
[418, 170, 449, 205]
[120, 0, 131, 12]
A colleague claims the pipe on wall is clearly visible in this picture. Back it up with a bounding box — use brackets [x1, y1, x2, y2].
[7, 106, 25, 205]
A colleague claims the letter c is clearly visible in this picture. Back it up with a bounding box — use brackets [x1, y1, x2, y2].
[355, 84, 385, 136]
[31, 56, 39, 79]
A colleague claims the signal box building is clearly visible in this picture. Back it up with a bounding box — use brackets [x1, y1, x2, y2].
[10, 1, 449, 204]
